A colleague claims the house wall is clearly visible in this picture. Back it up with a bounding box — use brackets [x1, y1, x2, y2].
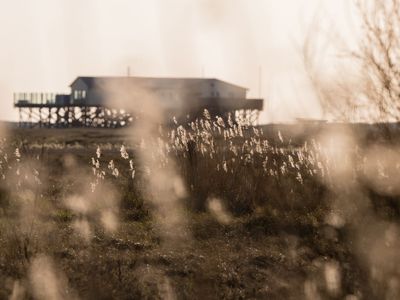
[87, 89, 107, 106]
[71, 79, 109, 106]
[197, 80, 247, 99]
[213, 80, 247, 98]
[70, 77, 248, 111]
[70, 79, 89, 105]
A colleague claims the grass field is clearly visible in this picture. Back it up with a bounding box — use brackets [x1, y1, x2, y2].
[1, 119, 400, 299]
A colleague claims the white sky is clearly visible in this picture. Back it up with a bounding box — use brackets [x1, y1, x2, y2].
[0, 0, 358, 123]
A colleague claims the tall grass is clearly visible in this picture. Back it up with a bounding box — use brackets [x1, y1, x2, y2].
[1, 112, 400, 298]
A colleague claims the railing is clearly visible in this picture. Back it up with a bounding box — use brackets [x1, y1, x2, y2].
[13, 92, 57, 106]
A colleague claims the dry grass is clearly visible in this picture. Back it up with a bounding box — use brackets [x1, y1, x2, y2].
[1, 116, 400, 298]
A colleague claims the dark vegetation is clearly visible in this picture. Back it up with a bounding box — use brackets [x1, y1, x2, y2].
[1, 120, 400, 299]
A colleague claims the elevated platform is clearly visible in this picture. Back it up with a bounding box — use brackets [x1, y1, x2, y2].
[13, 93, 99, 108]
[14, 102, 103, 108]
[14, 92, 263, 128]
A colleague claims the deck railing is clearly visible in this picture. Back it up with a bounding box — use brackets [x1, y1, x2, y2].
[13, 93, 57, 106]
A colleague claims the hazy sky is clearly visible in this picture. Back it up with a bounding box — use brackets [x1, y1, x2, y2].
[0, 0, 357, 122]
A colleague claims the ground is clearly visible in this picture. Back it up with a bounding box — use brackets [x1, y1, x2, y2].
[0, 124, 398, 299]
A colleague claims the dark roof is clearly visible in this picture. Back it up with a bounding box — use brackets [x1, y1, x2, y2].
[70, 76, 248, 90]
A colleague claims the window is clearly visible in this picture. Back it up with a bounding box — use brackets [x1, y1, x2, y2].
[73, 90, 87, 100]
